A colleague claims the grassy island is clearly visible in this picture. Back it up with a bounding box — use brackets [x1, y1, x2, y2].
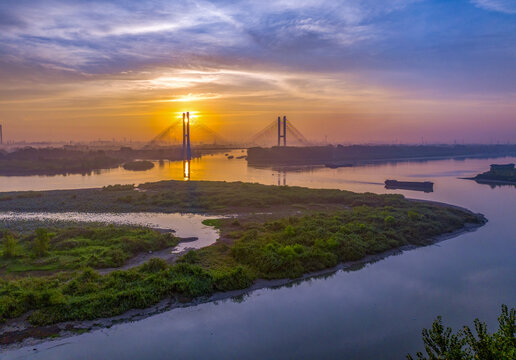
[0, 180, 485, 344]
[123, 160, 155, 171]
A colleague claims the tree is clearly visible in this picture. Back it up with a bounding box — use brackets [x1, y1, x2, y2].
[2, 232, 18, 258]
[408, 305, 515, 360]
[33, 228, 53, 257]
[407, 316, 469, 360]
[463, 305, 516, 360]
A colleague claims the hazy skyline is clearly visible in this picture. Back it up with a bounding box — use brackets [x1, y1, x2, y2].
[1, 0, 515, 143]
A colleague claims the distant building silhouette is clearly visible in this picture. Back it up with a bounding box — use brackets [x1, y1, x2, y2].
[0, 124, 3, 145]
[490, 164, 516, 176]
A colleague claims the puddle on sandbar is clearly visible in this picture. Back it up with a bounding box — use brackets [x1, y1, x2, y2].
[0, 212, 221, 253]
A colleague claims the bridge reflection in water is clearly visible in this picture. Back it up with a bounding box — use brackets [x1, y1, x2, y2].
[181, 155, 288, 186]
[183, 159, 191, 181]
[277, 169, 286, 186]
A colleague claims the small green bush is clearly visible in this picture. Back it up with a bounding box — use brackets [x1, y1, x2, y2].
[2, 232, 18, 258]
[33, 228, 53, 257]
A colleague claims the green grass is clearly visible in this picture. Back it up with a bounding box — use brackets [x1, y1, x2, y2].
[0, 180, 409, 214]
[195, 203, 483, 279]
[0, 204, 483, 327]
[0, 259, 253, 325]
[102, 184, 135, 192]
[201, 219, 223, 228]
[0, 180, 486, 332]
[0, 226, 178, 274]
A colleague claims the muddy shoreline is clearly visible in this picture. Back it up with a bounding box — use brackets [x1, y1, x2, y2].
[0, 217, 486, 351]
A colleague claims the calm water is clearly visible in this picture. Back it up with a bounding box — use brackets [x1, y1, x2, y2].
[1, 154, 516, 359]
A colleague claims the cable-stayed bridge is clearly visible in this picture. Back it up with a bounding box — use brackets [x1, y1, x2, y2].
[144, 115, 310, 150]
[248, 116, 310, 147]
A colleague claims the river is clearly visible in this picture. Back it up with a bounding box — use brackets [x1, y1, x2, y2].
[1, 152, 515, 359]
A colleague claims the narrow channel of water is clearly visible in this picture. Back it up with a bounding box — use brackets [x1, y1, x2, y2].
[1, 155, 515, 359]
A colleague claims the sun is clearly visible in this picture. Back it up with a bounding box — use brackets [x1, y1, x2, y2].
[176, 111, 199, 125]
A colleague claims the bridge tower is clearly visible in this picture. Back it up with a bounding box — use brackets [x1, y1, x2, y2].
[277, 116, 287, 146]
[183, 112, 191, 160]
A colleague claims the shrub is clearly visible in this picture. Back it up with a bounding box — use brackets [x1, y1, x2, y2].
[384, 215, 396, 227]
[106, 248, 126, 267]
[408, 210, 421, 221]
[178, 250, 200, 264]
[408, 305, 516, 360]
[213, 266, 253, 291]
[140, 258, 168, 273]
[102, 184, 135, 191]
[2, 232, 18, 258]
[33, 228, 53, 257]
[284, 225, 295, 237]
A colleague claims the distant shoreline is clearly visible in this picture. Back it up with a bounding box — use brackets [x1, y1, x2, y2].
[463, 177, 516, 186]
[246, 145, 516, 166]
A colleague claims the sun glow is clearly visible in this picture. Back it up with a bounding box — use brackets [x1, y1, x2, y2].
[177, 111, 199, 125]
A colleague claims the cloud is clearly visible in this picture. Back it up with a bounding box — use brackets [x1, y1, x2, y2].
[0, 0, 417, 73]
[471, 0, 516, 14]
[0, 0, 515, 144]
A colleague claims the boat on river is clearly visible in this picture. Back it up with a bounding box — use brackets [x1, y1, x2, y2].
[385, 179, 434, 192]
[325, 162, 354, 169]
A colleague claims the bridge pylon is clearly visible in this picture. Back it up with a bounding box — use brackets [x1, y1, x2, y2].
[183, 112, 191, 160]
[277, 116, 287, 146]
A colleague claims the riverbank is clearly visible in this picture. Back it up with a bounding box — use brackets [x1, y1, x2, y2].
[0, 180, 486, 347]
[0, 219, 485, 350]
[246, 144, 516, 166]
[0, 147, 202, 176]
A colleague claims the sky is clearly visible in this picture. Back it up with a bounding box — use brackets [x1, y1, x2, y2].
[0, 0, 515, 144]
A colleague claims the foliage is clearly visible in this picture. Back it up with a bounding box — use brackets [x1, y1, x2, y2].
[202, 219, 222, 228]
[102, 184, 135, 192]
[407, 305, 516, 360]
[2, 232, 19, 258]
[178, 250, 200, 264]
[0, 225, 178, 273]
[0, 180, 411, 213]
[0, 180, 485, 333]
[123, 161, 155, 171]
[0, 262, 252, 325]
[199, 204, 482, 279]
[33, 228, 53, 257]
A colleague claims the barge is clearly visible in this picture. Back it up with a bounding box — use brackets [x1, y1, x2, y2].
[385, 180, 434, 192]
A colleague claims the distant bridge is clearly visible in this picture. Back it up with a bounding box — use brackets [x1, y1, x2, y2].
[144, 114, 310, 150]
[248, 116, 310, 147]
[144, 113, 310, 181]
